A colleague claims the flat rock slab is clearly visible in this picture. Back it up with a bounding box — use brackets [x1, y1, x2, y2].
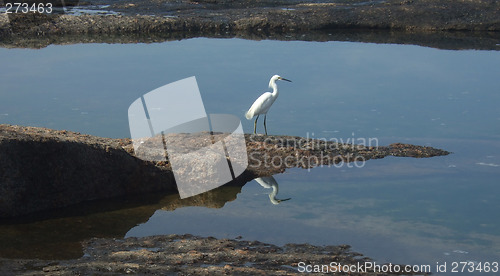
[0, 124, 449, 218]
[245, 134, 449, 175]
[0, 234, 427, 275]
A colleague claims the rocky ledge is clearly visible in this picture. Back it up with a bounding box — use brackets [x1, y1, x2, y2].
[0, 234, 427, 275]
[0, 0, 499, 49]
[0, 124, 449, 218]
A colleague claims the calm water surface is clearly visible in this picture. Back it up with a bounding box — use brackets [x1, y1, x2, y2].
[1, 38, 499, 273]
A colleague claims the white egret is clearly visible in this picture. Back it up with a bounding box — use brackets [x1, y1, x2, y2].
[254, 176, 291, 205]
[245, 75, 292, 135]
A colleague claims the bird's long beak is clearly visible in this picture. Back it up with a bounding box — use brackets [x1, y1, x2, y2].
[280, 77, 292, 82]
[277, 198, 292, 203]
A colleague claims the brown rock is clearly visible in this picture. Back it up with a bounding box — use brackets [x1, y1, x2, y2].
[0, 125, 449, 218]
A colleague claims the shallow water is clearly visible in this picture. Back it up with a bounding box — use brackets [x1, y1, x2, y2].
[1, 38, 499, 274]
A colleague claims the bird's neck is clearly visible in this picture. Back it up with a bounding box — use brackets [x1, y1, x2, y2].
[270, 185, 278, 197]
[270, 82, 279, 96]
[269, 187, 279, 205]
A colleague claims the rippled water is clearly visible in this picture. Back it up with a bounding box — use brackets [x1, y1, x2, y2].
[1, 38, 499, 273]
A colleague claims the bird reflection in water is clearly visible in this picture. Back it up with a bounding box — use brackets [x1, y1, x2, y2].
[254, 176, 291, 205]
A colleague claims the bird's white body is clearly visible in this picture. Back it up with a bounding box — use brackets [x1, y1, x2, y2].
[245, 76, 281, 120]
[245, 75, 291, 135]
[245, 91, 276, 120]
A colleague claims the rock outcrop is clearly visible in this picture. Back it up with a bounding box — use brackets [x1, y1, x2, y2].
[0, 234, 424, 275]
[0, 125, 176, 218]
[0, 124, 449, 218]
[1, 0, 499, 49]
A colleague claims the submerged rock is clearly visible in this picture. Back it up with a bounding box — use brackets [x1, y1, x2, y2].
[0, 124, 449, 218]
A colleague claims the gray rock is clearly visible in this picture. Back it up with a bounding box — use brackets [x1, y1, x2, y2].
[0, 124, 449, 218]
[0, 124, 176, 218]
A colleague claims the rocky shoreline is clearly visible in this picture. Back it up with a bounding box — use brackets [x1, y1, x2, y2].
[0, 124, 449, 218]
[0, 234, 428, 275]
[0, 124, 447, 274]
[1, 0, 499, 49]
[0, 2, 479, 273]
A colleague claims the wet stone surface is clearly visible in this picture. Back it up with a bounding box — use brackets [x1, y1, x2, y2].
[0, 234, 427, 275]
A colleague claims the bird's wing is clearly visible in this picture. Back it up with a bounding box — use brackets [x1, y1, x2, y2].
[245, 92, 274, 119]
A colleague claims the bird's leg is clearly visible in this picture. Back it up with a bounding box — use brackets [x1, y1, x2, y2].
[264, 115, 267, 135]
[254, 115, 259, 134]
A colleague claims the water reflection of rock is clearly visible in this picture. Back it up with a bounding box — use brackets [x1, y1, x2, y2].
[0, 171, 253, 259]
[159, 179, 247, 211]
[0, 192, 164, 259]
